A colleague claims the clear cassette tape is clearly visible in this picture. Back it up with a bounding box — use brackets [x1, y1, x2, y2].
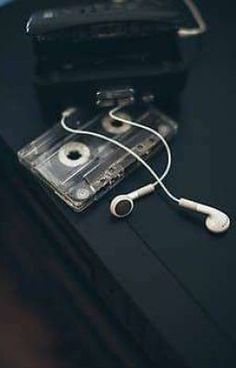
[18, 106, 178, 212]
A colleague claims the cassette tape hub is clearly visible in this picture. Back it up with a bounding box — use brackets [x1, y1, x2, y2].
[18, 106, 178, 212]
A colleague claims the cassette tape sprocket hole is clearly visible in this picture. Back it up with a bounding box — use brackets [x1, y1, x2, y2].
[58, 142, 91, 167]
[102, 113, 132, 134]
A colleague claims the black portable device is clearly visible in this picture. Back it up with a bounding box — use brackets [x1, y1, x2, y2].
[26, 0, 202, 120]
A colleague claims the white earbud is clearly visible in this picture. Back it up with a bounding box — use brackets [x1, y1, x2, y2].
[110, 184, 156, 218]
[179, 198, 230, 234]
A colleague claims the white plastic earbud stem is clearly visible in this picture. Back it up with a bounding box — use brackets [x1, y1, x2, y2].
[129, 184, 156, 200]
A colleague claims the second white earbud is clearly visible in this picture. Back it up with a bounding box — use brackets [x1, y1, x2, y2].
[179, 198, 230, 234]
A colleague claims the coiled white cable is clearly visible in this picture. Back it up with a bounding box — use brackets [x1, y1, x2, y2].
[61, 108, 180, 203]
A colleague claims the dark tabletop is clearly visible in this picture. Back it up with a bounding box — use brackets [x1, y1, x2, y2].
[1, 0, 236, 367]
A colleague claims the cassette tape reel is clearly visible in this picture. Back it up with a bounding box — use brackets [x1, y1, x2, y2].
[102, 112, 132, 135]
[18, 106, 178, 212]
[58, 142, 92, 168]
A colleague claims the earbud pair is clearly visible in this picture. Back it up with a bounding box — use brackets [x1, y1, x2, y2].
[108, 106, 231, 234]
[111, 191, 230, 234]
[61, 106, 231, 235]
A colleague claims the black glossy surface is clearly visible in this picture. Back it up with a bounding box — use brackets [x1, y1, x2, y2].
[1, 0, 236, 367]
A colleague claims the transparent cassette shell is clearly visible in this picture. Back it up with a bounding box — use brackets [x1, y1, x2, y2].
[18, 107, 178, 212]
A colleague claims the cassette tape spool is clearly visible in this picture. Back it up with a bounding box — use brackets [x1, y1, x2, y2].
[18, 107, 178, 212]
[102, 112, 132, 135]
[58, 142, 92, 168]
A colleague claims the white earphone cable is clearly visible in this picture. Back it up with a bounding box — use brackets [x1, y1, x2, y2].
[109, 105, 172, 189]
[61, 110, 180, 204]
[178, 0, 207, 37]
[61, 111, 165, 187]
[109, 105, 180, 203]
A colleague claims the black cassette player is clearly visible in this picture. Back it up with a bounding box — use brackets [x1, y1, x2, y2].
[26, 0, 206, 121]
